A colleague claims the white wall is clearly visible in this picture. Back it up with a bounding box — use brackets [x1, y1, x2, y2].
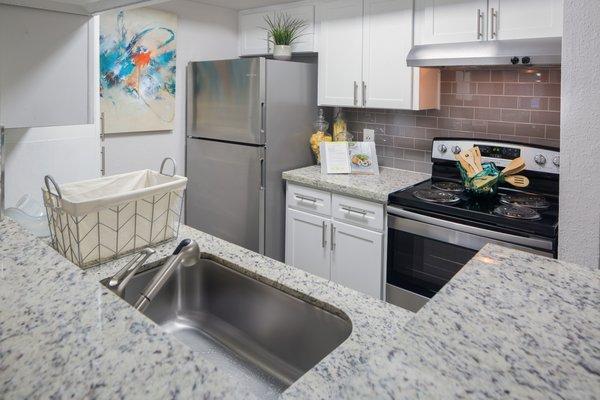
[559, 0, 600, 269]
[103, 0, 239, 176]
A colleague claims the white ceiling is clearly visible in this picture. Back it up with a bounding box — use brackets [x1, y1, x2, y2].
[189, 0, 289, 10]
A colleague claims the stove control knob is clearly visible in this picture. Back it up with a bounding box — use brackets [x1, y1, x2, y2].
[438, 144, 448, 153]
[552, 156, 560, 167]
[451, 145, 461, 155]
[534, 154, 547, 166]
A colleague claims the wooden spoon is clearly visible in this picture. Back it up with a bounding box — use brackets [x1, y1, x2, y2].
[456, 153, 476, 177]
[502, 157, 526, 176]
[459, 150, 481, 176]
[504, 175, 530, 188]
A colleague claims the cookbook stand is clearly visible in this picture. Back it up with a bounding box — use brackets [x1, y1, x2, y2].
[319, 142, 379, 175]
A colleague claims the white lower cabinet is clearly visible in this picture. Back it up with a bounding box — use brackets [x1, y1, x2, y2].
[285, 208, 331, 280]
[285, 183, 385, 299]
[330, 221, 383, 298]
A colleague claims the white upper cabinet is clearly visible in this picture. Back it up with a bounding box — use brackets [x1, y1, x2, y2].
[0, 4, 93, 128]
[488, 0, 563, 40]
[363, 0, 414, 109]
[279, 4, 316, 53]
[316, 0, 364, 107]
[318, 0, 439, 110]
[415, 0, 563, 45]
[415, 0, 488, 45]
[239, 10, 273, 56]
[239, 3, 316, 56]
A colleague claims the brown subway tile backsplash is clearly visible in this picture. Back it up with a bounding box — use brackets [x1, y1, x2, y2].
[337, 67, 560, 174]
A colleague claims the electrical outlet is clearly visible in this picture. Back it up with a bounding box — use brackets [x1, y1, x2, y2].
[363, 128, 375, 142]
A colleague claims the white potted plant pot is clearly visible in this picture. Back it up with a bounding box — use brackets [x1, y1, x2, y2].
[273, 45, 292, 61]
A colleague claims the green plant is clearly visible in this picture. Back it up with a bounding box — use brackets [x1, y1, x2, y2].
[263, 13, 307, 46]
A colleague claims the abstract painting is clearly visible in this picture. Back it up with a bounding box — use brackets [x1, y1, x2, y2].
[100, 9, 177, 133]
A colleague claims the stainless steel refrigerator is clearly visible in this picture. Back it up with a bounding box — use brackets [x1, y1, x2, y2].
[186, 58, 317, 261]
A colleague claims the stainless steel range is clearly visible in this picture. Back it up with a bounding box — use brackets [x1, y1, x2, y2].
[386, 138, 560, 312]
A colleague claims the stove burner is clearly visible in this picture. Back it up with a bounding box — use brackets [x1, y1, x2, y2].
[501, 193, 550, 209]
[494, 204, 541, 220]
[413, 189, 461, 204]
[432, 181, 464, 192]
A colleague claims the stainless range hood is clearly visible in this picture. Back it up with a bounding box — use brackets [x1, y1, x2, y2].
[407, 37, 561, 67]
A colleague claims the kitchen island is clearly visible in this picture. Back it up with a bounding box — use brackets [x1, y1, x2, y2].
[0, 217, 598, 399]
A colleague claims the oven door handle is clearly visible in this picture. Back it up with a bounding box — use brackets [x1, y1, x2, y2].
[387, 206, 553, 253]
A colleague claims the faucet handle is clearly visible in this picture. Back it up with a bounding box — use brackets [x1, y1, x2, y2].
[109, 248, 155, 294]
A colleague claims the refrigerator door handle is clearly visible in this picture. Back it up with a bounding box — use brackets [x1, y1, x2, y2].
[259, 156, 266, 254]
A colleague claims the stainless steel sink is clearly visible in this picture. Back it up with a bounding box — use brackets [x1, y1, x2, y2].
[102, 254, 352, 398]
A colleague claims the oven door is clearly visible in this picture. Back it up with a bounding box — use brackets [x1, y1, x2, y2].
[386, 206, 554, 312]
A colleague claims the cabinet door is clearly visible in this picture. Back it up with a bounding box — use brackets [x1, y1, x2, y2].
[317, 0, 363, 107]
[489, 0, 563, 40]
[0, 5, 93, 128]
[331, 221, 383, 299]
[363, 0, 414, 109]
[415, 0, 488, 45]
[279, 4, 316, 53]
[285, 208, 331, 280]
[239, 10, 273, 56]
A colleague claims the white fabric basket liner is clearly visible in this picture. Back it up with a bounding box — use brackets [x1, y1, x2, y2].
[43, 170, 188, 217]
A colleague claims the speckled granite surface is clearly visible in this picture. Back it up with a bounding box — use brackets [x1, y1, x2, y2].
[1, 218, 598, 399]
[282, 165, 429, 203]
[0, 219, 413, 399]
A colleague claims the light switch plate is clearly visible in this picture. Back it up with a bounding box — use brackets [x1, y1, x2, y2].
[363, 128, 375, 142]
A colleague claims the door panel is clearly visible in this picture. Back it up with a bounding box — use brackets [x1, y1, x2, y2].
[331, 221, 383, 299]
[187, 59, 264, 145]
[415, 0, 488, 44]
[317, 0, 363, 107]
[239, 11, 273, 56]
[285, 208, 330, 280]
[363, 0, 414, 109]
[186, 138, 264, 253]
[490, 0, 563, 40]
[280, 4, 316, 53]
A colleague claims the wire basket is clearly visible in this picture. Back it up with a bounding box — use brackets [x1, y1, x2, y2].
[42, 158, 186, 269]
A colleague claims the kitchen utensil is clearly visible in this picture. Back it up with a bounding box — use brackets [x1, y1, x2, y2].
[504, 175, 530, 188]
[472, 147, 483, 171]
[456, 153, 477, 177]
[501, 157, 526, 176]
[461, 149, 482, 175]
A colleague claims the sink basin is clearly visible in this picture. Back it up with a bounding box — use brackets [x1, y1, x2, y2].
[102, 254, 352, 398]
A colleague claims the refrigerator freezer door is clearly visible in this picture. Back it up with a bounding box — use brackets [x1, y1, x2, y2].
[187, 58, 265, 145]
[186, 138, 264, 253]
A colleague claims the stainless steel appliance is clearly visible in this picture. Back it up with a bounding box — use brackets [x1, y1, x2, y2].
[406, 37, 561, 67]
[386, 138, 560, 312]
[186, 58, 317, 261]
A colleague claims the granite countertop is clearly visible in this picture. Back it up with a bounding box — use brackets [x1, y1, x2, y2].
[1, 218, 599, 399]
[282, 165, 430, 203]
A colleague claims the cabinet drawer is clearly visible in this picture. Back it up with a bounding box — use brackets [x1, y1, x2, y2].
[287, 183, 331, 216]
[332, 194, 384, 231]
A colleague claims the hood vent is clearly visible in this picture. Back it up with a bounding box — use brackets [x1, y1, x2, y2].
[406, 37, 561, 67]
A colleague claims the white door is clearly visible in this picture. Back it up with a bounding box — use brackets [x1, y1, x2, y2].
[239, 10, 273, 56]
[285, 208, 331, 280]
[488, 0, 563, 40]
[415, 0, 488, 45]
[279, 4, 316, 53]
[331, 221, 383, 299]
[317, 0, 364, 107]
[363, 0, 414, 109]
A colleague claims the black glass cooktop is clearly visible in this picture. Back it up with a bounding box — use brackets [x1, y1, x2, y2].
[388, 179, 559, 239]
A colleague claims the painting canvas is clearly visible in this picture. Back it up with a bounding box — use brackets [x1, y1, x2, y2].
[100, 9, 177, 133]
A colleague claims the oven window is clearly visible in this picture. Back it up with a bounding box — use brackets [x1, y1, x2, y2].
[387, 229, 477, 298]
